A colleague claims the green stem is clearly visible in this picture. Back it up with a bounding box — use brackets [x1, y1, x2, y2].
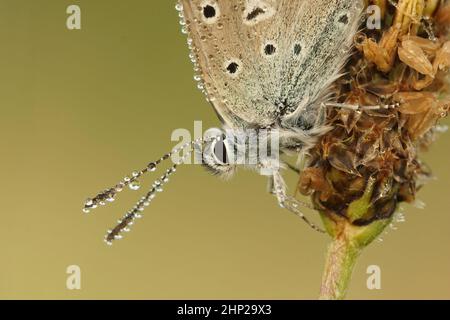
[317, 175, 393, 300]
[319, 233, 361, 300]
[318, 215, 392, 300]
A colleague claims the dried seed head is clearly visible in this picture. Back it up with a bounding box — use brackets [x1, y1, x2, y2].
[298, 0, 449, 228]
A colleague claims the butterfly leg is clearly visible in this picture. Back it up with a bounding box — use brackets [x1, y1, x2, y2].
[267, 176, 275, 195]
[286, 162, 300, 174]
[271, 171, 324, 233]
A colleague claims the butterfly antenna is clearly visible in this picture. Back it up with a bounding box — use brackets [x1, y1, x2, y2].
[83, 136, 221, 245]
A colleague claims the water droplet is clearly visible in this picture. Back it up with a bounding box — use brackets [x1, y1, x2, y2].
[148, 162, 157, 172]
[129, 180, 141, 191]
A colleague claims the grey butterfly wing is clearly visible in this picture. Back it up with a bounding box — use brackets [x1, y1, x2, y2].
[178, 0, 364, 129]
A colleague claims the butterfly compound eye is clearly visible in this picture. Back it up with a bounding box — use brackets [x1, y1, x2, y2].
[201, 136, 235, 179]
[212, 139, 229, 165]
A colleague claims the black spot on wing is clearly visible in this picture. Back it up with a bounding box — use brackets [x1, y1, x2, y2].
[246, 7, 265, 20]
[338, 14, 349, 24]
[226, 62, 239, 74]
[203, 5, 216, 18]
[264, 44, 276, 55]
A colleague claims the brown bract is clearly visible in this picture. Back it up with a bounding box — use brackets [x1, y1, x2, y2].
[299, 0, 449, 225]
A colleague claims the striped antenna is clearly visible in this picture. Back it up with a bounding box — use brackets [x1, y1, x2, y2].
[83, 136, 221, 245]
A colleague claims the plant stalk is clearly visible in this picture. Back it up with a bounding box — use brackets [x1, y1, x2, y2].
[316, 177, 393, 300]
[319, 233, 361, 300]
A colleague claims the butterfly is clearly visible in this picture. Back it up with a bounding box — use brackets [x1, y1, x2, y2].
[83, 0, 366, 244]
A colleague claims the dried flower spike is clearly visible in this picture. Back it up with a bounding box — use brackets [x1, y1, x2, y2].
[298, 0, 449, 299]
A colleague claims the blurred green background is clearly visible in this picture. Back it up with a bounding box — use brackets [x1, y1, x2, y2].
[0, 0, 449, 299]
